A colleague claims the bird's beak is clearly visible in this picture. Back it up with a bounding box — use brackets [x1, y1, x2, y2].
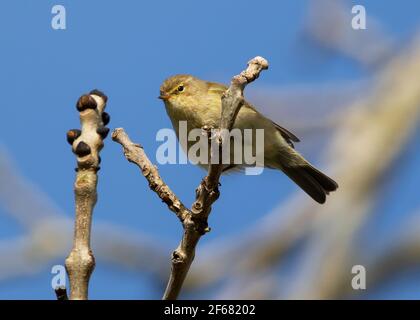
[158, 94, 170, 101]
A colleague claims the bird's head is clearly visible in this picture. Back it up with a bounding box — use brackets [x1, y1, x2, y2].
[159, 74, 206, 109]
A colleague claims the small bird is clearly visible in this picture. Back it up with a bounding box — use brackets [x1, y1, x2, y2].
[159, 75, 338, 204]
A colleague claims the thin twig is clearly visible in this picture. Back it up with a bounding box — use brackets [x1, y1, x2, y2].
[54, 286, 69, 300]
[163, 57, 268, 300]
[63, 90, 110, 300]
[113, 56, 268, 300]
[111, 129, 191, 222]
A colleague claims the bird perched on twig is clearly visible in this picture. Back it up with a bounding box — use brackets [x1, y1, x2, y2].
[159, 74, 338, 204]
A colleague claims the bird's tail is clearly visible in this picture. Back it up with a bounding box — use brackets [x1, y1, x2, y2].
[281, 161, 338, 204]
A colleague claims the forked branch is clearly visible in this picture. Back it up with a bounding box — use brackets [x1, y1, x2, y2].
[113, 56, 268, 299]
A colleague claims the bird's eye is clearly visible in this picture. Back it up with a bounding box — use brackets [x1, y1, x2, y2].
[177, 85, 184, 92]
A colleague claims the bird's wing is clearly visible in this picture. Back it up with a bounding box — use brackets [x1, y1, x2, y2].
[271, 121, 300, 143]
[207, 82, 300, 147]
[244, 102, 300, 148]
[207, 81, 228, 95]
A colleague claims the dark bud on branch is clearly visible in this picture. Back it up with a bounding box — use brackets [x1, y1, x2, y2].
[76, 95, 97, 112]
[97, 126, 110, 139]
[66, 129, 81, 145]
[89, 89, 108, 103]
[102, 112, 110, 125]
[74, 141, 91, 157]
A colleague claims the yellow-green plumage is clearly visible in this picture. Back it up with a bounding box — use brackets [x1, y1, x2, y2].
[159, 74, 338, 203]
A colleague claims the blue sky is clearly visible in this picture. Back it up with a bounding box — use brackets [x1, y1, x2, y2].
[0, 0, 419, 299]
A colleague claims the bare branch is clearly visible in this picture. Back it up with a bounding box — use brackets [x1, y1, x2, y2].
[112, 129, 191, 222]
[113, 56, 268, 300]
[164, 56, 268, 300]
[64, 90, 110, 300]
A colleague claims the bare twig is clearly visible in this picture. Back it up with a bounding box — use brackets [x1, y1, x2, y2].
[64, 90, 110, 300]
[111, 129, 191, 222]
[54, 286, 69, 300]
[113, 57, 268, 300]
[163, 56, 268, 300]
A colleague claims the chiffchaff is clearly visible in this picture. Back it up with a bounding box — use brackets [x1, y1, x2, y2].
[159, 75, 338, 203]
